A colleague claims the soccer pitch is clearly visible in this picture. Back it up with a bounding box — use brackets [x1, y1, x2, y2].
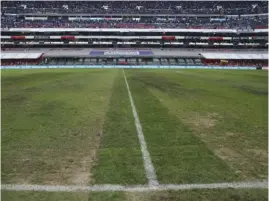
[1, 68, 268, 201]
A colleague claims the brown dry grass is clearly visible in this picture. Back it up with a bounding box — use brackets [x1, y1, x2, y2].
[185, 112, 220, 130]
[68, 130, 103, 185]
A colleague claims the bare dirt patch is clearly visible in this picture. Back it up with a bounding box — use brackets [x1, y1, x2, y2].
[183, 111, 267, 180]
[125, 192, 148, 201]
[215, 147, 242, 165]
[38, 130, 103, 186]
[67, 130, 103, 185]
[248, 148, 268, 159]
[226, 132, 236, 137]
[9, 177, 31, 185]
[214, 146, 267, 179]
[186, 112, 220, 130]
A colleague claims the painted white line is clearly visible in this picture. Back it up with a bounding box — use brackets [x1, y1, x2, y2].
[2, 181, 267, 192]
[122, 69, 159, 186]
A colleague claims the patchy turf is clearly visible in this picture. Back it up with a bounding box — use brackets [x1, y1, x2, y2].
[92, 70, 147, 185]
[125, 69, 268, 182]
[1, 191, 125, 201]
[1, 191, 89, 201]
[1, 69, 117, 185]
[126, 189, 268, 201]
[2, 68, 267, 201]
[126, 70, 239, 184]
[2, 189, 267, 201]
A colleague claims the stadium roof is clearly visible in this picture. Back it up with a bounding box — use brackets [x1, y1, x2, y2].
[200, 53, 268, 60]
[0, 52, 43, 60]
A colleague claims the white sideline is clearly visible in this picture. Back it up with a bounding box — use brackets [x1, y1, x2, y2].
[2, 181, 267, 192]
[122, 69, 159, 186]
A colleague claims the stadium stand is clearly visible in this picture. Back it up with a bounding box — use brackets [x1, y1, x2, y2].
[200, 52, 269, 67]
[1, 1, 268, 68]
[1, 1, 268, 14]
[0, 52, 44, 65]
[1, 1, 268, 29]
[1, 16, 268, 29]
[1, 50, 267, 67]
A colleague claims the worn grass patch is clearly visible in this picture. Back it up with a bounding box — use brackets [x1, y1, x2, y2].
[1, 68, 268, 201]
[126, 189, 268, 201]
[1, 191, 89, 201]
[126, 69, 268, 181]
[125, 69, 239, 184]
[2, 189, 266, 201]
[1, 69, 117, 185]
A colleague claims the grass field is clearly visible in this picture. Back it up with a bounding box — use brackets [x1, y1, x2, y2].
[1, 68, 268, 201]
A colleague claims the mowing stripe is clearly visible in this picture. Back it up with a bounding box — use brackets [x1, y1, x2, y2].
[122, 69, 159, 186]
[2, 181, 267, 192]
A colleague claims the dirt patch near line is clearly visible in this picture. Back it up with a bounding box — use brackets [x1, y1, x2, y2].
[125, 192, 148, 201]
[68, 130, 103, 185]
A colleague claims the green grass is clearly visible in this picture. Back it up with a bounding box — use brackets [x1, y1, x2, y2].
[92, 70, 147, 184]
[2, 189, 267, 201]
[2, 191, 126, 201]
[1, 191, 89, 201]
[127, 189, 268, 201]
[125, 69, 268, 183]
[1, 68, 268, 201]
[1, 69, 118, 185]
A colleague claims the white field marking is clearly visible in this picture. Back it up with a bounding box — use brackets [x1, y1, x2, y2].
[2, 181, 267, 192]
[122, 69, 159, 186]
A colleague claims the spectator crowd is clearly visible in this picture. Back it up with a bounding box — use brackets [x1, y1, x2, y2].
[1, 1, 268, 15]
[1, 59, 42, 66]
[1, 15, 268, 29]
[1, 1, 268, 29]
[202, 59, 268, 67]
